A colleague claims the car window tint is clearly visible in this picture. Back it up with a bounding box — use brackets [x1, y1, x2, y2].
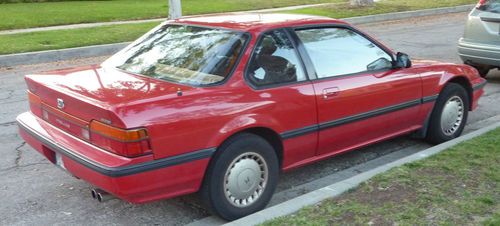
[480, 0, 500, 13]
[104, 25, 248, 86]
[296, 28, 393, 78]
[247, 29, 306, 87]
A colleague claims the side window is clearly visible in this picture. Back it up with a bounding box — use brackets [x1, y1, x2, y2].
[295, 28, 393, 78]
[247, 29, 306, 87]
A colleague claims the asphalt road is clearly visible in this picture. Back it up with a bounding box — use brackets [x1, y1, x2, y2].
[1, 12, 500, 226]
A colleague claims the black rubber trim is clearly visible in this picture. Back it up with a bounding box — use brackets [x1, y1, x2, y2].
[281, 124, 319, 139]
[473, 80, 487, 91]
[281, 96, 438, 140]
[17, 119, 215, 177]
[422, 94, 439, 103]
[319, 99, 421, 130]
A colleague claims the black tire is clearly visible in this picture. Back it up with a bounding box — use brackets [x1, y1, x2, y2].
[200, 133, 279, 221]
[426, 83, 469, 144]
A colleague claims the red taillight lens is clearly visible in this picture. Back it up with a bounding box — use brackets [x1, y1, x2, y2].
[89, 120, 151, 157]
[27, 91, 150, 157]
[477, 0, 488, 8]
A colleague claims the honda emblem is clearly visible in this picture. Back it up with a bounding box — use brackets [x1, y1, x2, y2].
[57, 98, 65, 109]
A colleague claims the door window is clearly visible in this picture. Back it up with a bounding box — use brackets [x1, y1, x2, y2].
[295, 28, 393, 78]
[247, 29, 306, 87]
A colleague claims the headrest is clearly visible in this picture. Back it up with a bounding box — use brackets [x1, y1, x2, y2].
[259, 36, 277, 55]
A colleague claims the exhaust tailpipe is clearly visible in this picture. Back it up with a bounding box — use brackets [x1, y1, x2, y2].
[91, 188, 99, 199]
[90, 188, 114, 202]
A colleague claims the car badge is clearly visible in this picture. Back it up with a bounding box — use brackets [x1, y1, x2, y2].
[57, 98, 65, 109]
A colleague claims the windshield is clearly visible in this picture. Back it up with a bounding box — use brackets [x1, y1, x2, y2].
[479, 0, 500, 13]
[103, 25, 248, 86]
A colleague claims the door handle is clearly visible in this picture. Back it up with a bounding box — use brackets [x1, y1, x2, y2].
[322, 87, 340, 99]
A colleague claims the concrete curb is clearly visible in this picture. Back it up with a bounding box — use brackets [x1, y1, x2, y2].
[0, 19, 165, 36]
[0, 4, 474, 68]
[0, 42, 129, 68]
[226, 121, 500, 226]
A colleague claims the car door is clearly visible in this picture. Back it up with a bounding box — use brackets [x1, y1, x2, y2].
[293, 26, 423, 156]
[246, 29, 318, 166]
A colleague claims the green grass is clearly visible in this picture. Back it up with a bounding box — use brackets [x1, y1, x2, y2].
[283, 0, 477, 19]
[262, 128, 500, 225]
[0, 0, 341, 31]
[483, 213, 500, 226]
[0, 22, 159, 54]
[0, 0, 477, 55]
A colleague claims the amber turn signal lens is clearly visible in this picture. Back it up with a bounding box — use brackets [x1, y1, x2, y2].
[89, 120, 148, 142]
[28, 91, 41, 105]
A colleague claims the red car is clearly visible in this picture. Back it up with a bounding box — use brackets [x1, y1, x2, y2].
[17, 13, 486, 220]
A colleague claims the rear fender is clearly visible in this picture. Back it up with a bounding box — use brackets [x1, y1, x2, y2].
[208, 114, 283, 149]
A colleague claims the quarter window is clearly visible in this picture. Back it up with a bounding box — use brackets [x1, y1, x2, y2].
[247, 29, 306, 87]
[296, 28, 393, 78]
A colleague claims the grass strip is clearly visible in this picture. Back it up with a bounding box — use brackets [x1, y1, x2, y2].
[282, 0, 477, 19]
[0, 0, 477, 55]
[262, 128, 500, 225]
[0, 22, 159, 55]
[0, 0, 341, 31]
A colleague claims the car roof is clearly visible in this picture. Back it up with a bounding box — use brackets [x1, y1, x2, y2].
[172, 13, 347, 32]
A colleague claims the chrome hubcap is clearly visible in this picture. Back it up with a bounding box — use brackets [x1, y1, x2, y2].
[223, 152, 268, 208]
[440, 96, 464, 136]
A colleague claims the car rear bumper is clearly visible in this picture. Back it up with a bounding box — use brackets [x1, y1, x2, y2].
[17, 112, 213, 203]
[458, 38, 500, 67]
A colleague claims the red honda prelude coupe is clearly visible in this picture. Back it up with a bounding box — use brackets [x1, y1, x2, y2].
[17, 14, 486, 220]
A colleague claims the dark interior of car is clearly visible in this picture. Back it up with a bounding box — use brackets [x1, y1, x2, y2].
[249, 35, 297, 86]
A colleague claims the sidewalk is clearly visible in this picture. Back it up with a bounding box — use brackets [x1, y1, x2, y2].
[0, 3, 337, 35]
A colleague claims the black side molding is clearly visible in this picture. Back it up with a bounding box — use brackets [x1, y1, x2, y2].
[319, 99, 421, 130]
[422, 94, 439, 103]
[281, 124, 318, 139]
[18, 119, 215, 177]
[280, 95, 439, 140]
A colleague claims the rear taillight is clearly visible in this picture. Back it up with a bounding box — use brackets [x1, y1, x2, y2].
[29, 91, 90, 140]
[28, 91, 151, 158]
[89, 120, 151, 157]
[28, 91, 42, 116]
[477, 0, 488, 9]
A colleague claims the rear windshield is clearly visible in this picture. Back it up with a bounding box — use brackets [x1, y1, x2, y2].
[479, 0, 500, 13]
[104, 25, 248, 86]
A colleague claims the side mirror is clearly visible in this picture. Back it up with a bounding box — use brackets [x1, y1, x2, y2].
[395, 52, 412, 68]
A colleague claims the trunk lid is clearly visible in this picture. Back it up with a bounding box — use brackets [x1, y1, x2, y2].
[26, 64, 193, 129]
